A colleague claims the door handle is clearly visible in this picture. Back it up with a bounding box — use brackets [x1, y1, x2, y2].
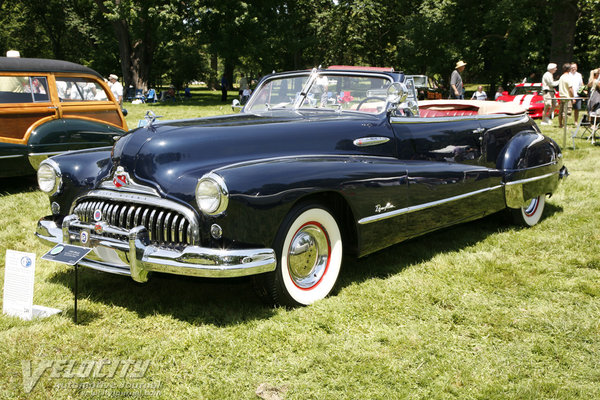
[353, 137, 390, 147]
[472, 128, 485, 134]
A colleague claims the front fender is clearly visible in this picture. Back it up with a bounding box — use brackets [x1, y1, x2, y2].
[45, 148, 114, 215]
[28, 118, 125, 169]
[211, 156, 407, 249]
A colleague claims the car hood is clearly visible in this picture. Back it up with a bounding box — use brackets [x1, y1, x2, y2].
[108, 111, 382, 200]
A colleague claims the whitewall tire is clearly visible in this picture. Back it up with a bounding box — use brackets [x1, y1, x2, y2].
[255, 204, 343, 307]
[511, 195, 546, 226]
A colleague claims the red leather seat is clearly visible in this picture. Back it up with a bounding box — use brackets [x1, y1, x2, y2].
[419, 108, 478, 118]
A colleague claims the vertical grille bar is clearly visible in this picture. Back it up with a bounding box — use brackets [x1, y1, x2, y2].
[74, 198, 195, 246]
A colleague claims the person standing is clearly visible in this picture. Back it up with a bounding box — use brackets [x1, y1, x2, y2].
[450, 61, 466, 99]
[108, 74, 123, 105]
[471, 85, 487, 100]
[495, 86, 504, 100]
[558, 63, 575, 129]
[570, 63, 584, 123]
[541, 63, 559, 125]
[220, 74, 228, 102]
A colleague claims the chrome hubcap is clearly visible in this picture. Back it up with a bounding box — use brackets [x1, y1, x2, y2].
[288, 223, 330, 289]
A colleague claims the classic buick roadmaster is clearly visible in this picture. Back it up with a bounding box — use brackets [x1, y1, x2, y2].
[0, 57, 127, 177]
[35, 66, 567, 306]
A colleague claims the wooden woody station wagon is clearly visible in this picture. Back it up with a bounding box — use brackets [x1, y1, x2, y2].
[0, 57, 127, 178]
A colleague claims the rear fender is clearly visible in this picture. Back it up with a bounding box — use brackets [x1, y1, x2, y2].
[498, 131, 564, 208]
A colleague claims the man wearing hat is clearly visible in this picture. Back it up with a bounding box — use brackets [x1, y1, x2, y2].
[450, 61, 466, 99]
[541, 63, 559, 125]
[108, 74, 123, 105]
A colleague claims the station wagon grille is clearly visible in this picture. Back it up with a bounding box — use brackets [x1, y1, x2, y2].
[73, 198, 194, 246]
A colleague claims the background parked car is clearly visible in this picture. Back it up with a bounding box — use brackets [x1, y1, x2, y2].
[0, 57, 127, 178]
[495, 83, 559, 119]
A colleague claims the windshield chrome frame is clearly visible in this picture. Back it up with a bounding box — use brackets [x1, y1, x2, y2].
[245, 69, 396, 114]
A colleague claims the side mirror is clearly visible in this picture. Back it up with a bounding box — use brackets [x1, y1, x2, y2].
[121, 108, 128, 116]
[232, 99, 242, 111]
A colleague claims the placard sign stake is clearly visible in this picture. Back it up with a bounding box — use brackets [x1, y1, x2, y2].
[42, 244, 92, 324]
[74, 264, 78, 324]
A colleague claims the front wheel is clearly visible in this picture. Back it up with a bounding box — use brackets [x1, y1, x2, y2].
[510, 195, 546, 226]
[254, 204, 343, 307]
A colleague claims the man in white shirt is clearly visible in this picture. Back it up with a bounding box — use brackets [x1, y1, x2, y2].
[541, 63, 559, 125]
[569, 63, 584, 123]
[108, 74, 123, 105]
[471, 86, 487, 100]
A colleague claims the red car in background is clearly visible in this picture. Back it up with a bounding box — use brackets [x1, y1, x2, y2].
[496, 83, 559, 119]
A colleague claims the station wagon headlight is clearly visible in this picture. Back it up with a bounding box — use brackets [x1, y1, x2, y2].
[195, 173, 228, 215]
[37, 159, 62, 195]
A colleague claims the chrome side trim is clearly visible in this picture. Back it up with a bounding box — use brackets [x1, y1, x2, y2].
[29, 151, 68, 170]
[358, 185, 503, 225]
[213, 154, 397, 173]
[504, 171, 557, 186]
[0, 154, 25, 159]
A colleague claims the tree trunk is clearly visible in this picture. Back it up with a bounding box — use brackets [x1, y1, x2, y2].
[549, 0, 578, 67]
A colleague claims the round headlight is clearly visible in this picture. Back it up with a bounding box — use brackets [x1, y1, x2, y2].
[195, 173, 228, 215]
[37, 160, 61, 194]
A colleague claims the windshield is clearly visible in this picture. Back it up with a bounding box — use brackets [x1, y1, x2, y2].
[245, 72, 393, 114]
[510, 85, 542, 96]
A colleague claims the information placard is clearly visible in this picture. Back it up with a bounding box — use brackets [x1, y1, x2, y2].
[3, 250, 36, 320]
[41, 244, 92, 265]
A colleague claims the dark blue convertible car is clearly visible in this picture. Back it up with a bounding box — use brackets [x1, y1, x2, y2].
[35, 66, 567, 306]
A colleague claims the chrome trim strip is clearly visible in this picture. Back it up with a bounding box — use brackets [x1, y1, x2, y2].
[0, 154, 24, 159]
[358, 185, 503, 225]
[213, 154, 397, 173]
[504, 171, 558, 186]
[390, 114, 529, 124]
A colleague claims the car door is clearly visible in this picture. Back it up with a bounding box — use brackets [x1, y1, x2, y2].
[54, 74, 126, 130]
[0, 74, 56, 177]
[391, 115, 504, 238]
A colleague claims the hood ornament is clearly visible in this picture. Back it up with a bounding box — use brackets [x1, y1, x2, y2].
[113, 166, 129, 188]
[143, 110, 162, 129]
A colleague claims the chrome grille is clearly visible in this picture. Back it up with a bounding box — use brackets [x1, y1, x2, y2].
[74, 198, 193, 246]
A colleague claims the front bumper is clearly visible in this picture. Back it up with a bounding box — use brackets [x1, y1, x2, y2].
[36, 215, 276, 282]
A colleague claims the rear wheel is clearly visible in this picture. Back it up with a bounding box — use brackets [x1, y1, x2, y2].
[254, 204, 343, 307]
[510, 195, 546, 226]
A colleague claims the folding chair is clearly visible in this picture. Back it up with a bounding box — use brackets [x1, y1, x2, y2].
[588, 112, 599, 145]
[133, 89, 145, 103]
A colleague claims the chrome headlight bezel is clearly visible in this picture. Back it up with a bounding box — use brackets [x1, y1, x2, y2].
[195, 173, 229, 216]
[37, 159, 62, 195]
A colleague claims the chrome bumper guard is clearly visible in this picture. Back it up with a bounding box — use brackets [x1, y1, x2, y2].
[36, 215, 276, 282]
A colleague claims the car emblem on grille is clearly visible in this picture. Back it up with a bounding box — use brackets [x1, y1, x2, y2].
[94, 223, 103, 234]
[93, 210, 102, 221]
[113, 166, 129, 188]
[80, 230, 89, 244]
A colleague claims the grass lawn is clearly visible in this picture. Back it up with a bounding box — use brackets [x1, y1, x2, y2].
[1, 94, 599, 399]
